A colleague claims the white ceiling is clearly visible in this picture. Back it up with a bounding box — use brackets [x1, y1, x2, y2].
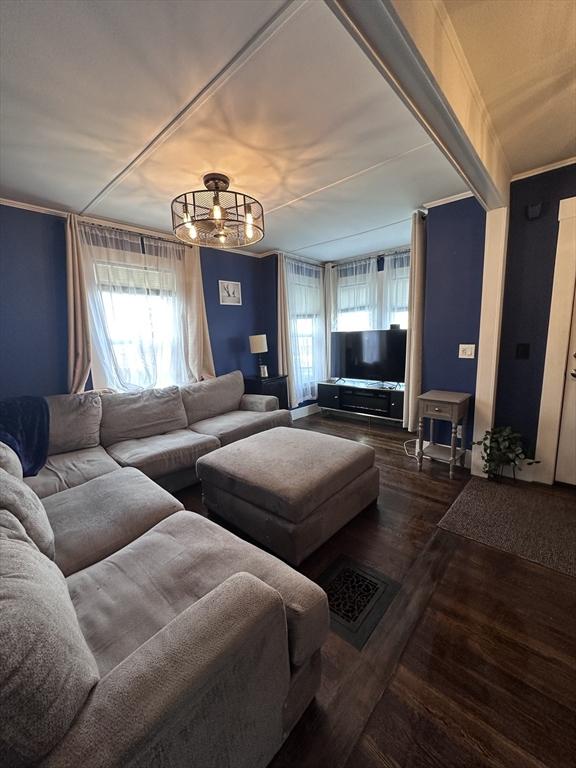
[0, 0, 468, 261]
[444, 0, 576, 175]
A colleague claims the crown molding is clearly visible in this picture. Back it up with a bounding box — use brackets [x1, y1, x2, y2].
[423, 190, 474, 209]
[0, 197, 265, 258]
[0, 197, 68, 218]
[511, 157, 576, 182]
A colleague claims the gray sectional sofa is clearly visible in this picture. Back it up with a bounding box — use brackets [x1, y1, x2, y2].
[25, 370, 292, 497]
[0, 372, 329, 768]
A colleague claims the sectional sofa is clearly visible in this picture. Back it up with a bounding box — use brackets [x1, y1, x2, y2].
[1, 371, 329, 768]
[25, 370, 292, 497]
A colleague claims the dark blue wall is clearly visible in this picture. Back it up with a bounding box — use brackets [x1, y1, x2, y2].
[0, 205, 68, 398]
[495, 164, 576, 455]
[0, 204, 278, 397]
[200, 248, 277, 377]
[422, 196, 486, 446]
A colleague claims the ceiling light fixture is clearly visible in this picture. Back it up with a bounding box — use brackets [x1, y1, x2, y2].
[171, 173, 264, 249]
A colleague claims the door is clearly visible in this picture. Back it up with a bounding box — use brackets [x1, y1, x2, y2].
[555, 291, 576, 484]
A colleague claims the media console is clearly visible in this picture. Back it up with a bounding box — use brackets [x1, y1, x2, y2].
[317, 379, 404, 422]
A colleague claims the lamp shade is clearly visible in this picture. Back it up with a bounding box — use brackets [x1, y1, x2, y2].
[249, 334, 268, 354]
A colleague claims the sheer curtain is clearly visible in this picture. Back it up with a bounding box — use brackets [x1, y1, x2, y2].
[284, 256, 326, 406]
[80, 224, 213, 391]
[333, 257, 378, 331]
[378, 250, 411, 330]
[404, 213, 426, 430]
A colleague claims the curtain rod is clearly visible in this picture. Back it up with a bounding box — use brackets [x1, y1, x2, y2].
[329, 246, 410, 267]
[80, 218, 186, 247]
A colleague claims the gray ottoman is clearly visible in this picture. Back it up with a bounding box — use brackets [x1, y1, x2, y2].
[196, 426, 379, 565]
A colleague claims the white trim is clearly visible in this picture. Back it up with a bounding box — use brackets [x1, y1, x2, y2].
[511, 157, 576, 182]
[423, 191, 474, 209]
[471, 207, 509, 476]
[0, 197, 68, 218]
[291, 403, 321, 420]
[0, 196, 264, 258]
[533, 196, 576, 484]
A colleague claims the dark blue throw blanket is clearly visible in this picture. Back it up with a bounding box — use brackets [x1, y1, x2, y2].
[0, 396, 50, 477]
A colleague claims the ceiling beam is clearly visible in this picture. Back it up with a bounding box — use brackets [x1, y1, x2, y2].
[325, 0, 511, 209]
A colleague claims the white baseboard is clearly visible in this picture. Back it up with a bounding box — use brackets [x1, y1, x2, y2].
[291, 403, 321, 420]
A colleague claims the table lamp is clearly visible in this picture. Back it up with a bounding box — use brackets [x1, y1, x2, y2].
[249, 334, 268, 378]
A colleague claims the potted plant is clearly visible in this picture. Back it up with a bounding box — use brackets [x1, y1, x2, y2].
[474, 426, 539, 480]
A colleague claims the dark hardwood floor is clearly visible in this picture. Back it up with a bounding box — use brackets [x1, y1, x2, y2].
[179, 413, 576, 768]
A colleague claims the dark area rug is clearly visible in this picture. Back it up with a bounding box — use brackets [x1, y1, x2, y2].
[438, 477, 576, 577]
[318, 556, 400, 649]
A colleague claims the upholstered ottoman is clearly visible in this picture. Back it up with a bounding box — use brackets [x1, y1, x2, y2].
[196, 426, 379, 565]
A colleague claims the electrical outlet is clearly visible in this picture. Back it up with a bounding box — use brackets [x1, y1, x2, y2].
[459, 344, 476, 359]
[457, 425, 462, 438]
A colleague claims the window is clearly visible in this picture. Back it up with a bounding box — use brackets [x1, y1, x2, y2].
[81, 226, 191, 391]
[285, 258, 326, 404]
[334, 258, 378, 332]
[332, 252, 410, 332]
[379, 251, 410, 330]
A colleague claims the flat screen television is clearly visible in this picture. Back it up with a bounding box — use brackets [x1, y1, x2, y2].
[331, 330, 407, 383]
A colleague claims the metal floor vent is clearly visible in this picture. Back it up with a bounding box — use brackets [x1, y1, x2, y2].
[318, 556, 400, 649]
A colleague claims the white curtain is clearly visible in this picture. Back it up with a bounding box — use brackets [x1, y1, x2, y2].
[333, 257, 378, 331]
[277, 252, 297, 405]
[323, 262, 335, 377]
[404, 213, 426, 430]
[378, 250, 411, 331]
[80, 224, 213, 391]
[283, 256, 326, 407]
[66, 214, 92, 393]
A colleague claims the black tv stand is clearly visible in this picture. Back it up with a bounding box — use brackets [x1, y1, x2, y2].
[317, 379, 404, 422]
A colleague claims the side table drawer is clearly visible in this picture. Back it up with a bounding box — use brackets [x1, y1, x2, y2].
[422, 401, 454, 420]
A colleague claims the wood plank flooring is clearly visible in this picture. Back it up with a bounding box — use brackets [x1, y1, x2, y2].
[178, 413, 576, 768]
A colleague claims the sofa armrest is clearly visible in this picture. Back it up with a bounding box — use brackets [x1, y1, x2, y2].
[240, 394, 279, 412]
[41, 573, 291, 768]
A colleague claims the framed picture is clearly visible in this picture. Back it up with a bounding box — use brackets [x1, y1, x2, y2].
[219, 280, 242, 305]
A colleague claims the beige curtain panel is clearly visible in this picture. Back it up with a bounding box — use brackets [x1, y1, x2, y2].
[66, 214, 92, 393]
[276, 252, 298, 408]
[183, 244, 215, 382]
[403, 211, 426, 431]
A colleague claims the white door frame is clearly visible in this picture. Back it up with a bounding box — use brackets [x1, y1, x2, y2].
[471, 207, 510, 476]
[533, 197, 576, 484]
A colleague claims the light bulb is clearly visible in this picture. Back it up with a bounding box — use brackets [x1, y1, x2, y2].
[212, 193, 222, 220]
[245, 206, 253, 226]
[182, 210, 197, 239]
[218, 231, 226, 244]
[246, 225, 254, 239]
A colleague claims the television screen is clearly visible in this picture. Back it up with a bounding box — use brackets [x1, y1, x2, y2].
[331, 330, 407, 382]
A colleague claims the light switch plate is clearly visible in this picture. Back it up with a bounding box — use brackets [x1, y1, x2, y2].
[459, 344, 476, 359]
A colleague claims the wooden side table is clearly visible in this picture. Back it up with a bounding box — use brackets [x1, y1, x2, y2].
[417, 390, 471, 479]
[244, 375, 289, 410]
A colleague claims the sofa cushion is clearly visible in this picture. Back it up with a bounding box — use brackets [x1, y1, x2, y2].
[46, 392, 102, 455]
[105, 430, 219, 479]
[24, 446, 121, 499]
[0, 468, 54, 559]
[190, 409, 292, 446]
[0, 441, 23, 479]
[196, 426, 376, 523]
[180, 370, 244, 424]
[68, 510, 329, 673]
[43, 468, 185, 577]
[100, 386, 187, 447]
[0, 524, 99, 766]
